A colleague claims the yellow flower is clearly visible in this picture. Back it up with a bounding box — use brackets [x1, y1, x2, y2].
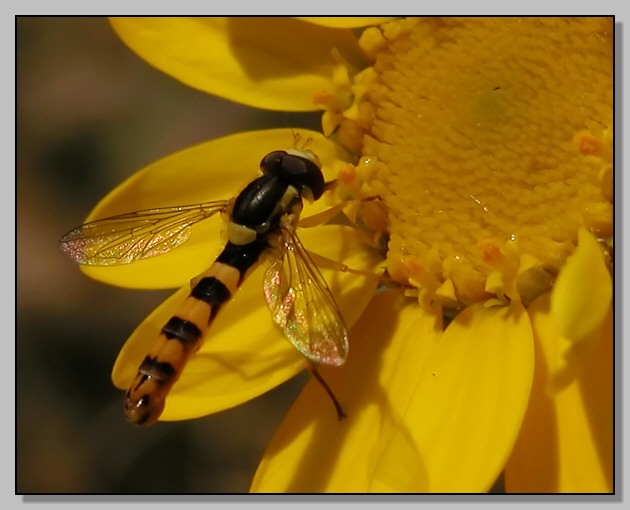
[76, 17, 612, 493]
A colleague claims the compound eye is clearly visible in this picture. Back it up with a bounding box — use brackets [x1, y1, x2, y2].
[282, 153, 325, 200]
[259, 150, 325, 200]
[260, 151, 287, 175]
[280, 152, 310, 178]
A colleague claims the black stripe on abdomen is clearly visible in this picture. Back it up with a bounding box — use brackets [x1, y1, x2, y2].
[191, 277, 231, 319]
[161, 317, 202, 344]
[216, 240, 270, 284]
[138, 355, 176, 383]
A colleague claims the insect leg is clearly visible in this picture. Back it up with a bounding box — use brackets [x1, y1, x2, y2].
[306, 359, 346, 420]
[304, 249, 392, 284]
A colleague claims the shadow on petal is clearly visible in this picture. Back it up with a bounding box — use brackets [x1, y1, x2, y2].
[252, 290, 437, 492]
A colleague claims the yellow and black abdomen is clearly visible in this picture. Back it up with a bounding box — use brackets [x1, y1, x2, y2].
[124, 239, 271, 426]
[124, 177, 299, 426]
[124, 149, 324, 426]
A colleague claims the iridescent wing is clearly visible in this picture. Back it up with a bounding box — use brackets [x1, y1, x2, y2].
[263, 227, 349, 366]
[59, 200, 230, 266]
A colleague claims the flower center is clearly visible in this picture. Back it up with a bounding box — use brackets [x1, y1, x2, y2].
[331, 17, 613, 307]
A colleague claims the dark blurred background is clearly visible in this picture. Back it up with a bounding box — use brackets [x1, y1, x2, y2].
[16, 16, 321, 493]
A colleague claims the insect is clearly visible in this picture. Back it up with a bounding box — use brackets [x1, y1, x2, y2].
[60, 147, 349, 426]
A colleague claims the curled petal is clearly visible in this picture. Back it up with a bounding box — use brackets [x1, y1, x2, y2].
[549, 228, 612, 391]
[506, 292, 613, 492]
[112, 224, 382, 421]
[110, 17, 365, 111]
[80, 129, 349, 289]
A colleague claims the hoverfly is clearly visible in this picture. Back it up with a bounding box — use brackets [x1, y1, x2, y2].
[60, 147, 349, 426]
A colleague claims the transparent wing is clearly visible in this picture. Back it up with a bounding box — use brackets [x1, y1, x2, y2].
[59, 200, 230, 266]
[263, 227, 349, 366]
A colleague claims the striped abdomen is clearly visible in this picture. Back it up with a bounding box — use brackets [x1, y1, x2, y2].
[123, 152, 320, 426]
[124, 239, 269, 426]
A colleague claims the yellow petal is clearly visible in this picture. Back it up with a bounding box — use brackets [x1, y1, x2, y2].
[110, 17, 365, 111]
[81, 129, 350, 289]
[549, 228, 612, 391]
[298, 17, 396, 29]
[251, 289, 438, 492]
[112, 224, 382, 421]
[402, 301, 534, 492]
[251, 296, 534, 492]
[505, 292, 613, 492]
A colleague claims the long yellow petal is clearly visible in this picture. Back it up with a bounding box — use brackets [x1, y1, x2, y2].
[110, 17, 365, 111]
[112, 224, 382, 421]
[505, 292, 612, 492]
[401, 301, 534, 492]
[80, 129, 350, 289]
